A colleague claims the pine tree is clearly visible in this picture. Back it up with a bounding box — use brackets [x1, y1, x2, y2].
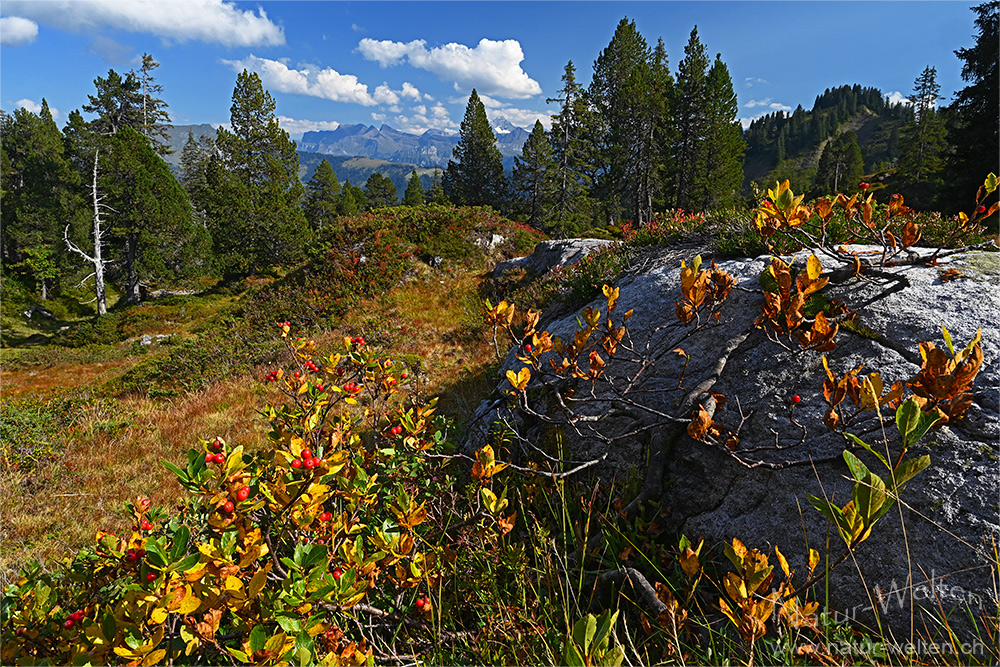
[104, 126, 208, 304]
[179, 130, 214, 221]
[427, 170, 448, 205]
[336, 180, 367, 216]
[1, 101, 84, 298]
[207, 70, 310, 274]
[814, 132, 864, 195]
[403, 170, 425, 206]
[547, 61, 595, 234]
[305, 159, 341, 232]
[701, 55, 746, 209]
[512, 121, 557, 229]
[897, 66, 947, 208]
[589, 18, 662, 223]
[364, 172, 398, 209]
[136, 53, 172, 155]
[673, 26, 711, 210]
[443, 89, 507, 210]
[82, 69, 144, 137]
[946, 1, 999, 208]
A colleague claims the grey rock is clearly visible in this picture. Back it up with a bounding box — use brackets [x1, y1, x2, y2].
[491, 238, 614, 279]
[469, 245, 1000, 639]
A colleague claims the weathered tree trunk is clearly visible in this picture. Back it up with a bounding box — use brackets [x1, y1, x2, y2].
[65, 150, 109, 316]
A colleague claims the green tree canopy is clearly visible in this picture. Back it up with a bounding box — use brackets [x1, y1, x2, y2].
[814, 132, 864, 195]
[363, 172, 398, 209]
[512, 121, 557, 230]
[305, 159, 341, 232]
[206, 70, 311, 275]
[402, 170, 424, 206]
[443, 89, 508, 210]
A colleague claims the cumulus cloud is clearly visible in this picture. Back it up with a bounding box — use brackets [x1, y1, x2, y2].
[449, 92, 552, 130]
[744, 77, 768, 88]
[2, 0, 283, 46]
[886, 91, 912, 106]
[223, 55, 423, 109]
[357, 37, 541, 99]
[391, 102, 458, 135]
[277, 116, 339, 137]
[0, 16, 38, 45]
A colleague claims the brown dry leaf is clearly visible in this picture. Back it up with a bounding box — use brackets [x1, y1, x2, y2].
[939, 268, 962, 282]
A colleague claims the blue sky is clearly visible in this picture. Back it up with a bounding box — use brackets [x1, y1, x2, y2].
[0, 1, 979, 140]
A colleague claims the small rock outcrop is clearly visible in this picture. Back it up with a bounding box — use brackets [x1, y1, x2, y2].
[468, 245, 999, 639]
[491, 238, 613, 279]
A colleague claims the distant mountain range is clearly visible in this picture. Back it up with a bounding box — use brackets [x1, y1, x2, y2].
[164, 119, 532, 190]
[298, 120, 530, 168]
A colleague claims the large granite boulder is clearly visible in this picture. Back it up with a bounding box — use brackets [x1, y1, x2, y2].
[467, 244, 999, 639]
[491, 238, 614, 279]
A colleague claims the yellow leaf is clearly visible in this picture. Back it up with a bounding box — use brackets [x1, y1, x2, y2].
[150, 606, 168, 625]
[177, 592, 202, 615]
[806, 254, 822, 281]
[248, 565, 269, 599]
[142, 649, 167, 667]
[774, 545, 790, 580]
[807, 548, 820, 572]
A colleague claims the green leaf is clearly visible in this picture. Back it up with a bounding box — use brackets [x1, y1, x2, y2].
[563, 640, 586, 667]
[169, 526, 190, 562]
[161, 460, 188, 483]
[692, 255, 703, 275]
[168, 553, 201, 573]
[145, 539, 168, 568]
[808, 495, 847, 531]
[249, 625, 266, 654]
[889, 455, 931, 492]
[842, 450, 873, 483]
[851, 469, 886, 525]
[986, 173, 998, 194]
[942, 326, 954, 356]
[895, 397, 940, 450]
[591, 610, 618, 653]
[759, 266, 780, 294]
[573, 614, 597, 653]
[845, 433, 889, 470]
[101, 612, 117, 644]
[276, 615, 302, 634]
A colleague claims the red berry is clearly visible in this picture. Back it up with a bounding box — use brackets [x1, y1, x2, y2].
[124, 551, 138, 564]
[214, 453, 226, 464]
[792, 394, 801, 404]
[294, 371, 301, 378]
[401, 372, 407, 379]
[139, 498, 150, 508]
[205, 453, 214, 463]
[302, 449, 312, 461]
[222, 501, 235, 513]
[312, 458, 322, 466]
[63, 619, 75, 630]
[146, 572, 157, 582]
[291, 459, 302, 469]
[525, 344, 532, 352]
[304, 458, 316, 469]
[212, 440, 222, 451]
[316, 384, 324, 392]
[236, 486, 250, 502]
[141, 520, 153, 531]
[332, 567, 343, 579]
[859, 182, 869, 189]
[976, 205, 987, 213]
[71, 611, 84, 621]
[317, 538, 326, 545]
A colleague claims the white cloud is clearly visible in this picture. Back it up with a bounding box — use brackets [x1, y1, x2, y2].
[14, 99, 60, 119]
[371, 112, 386, 123]
[277, 116, 339, 137]
[357, 37, 541, 99]
[224, 55, 424, 109]
[487, 106, 553, 130]
[391, 101, 459, 134]
[2, 0, 283, 47]
[351, 23, 365, 33]
[744, 98, 792, 112]
[744, 77, 768, 88]
[886, 91, 912, 106]
[0, 16, 38, 45]
[400, 82, 422, 101]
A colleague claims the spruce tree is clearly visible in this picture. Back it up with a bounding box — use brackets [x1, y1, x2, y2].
[814, 132, 864, 195]
[589, 18, 662, 223]
[305, 159, 341, 232]
[363, 172, 398, 209]
[179, 130, 215, 222]
[946, 1, 999, 208]
[702, 55, 745, 209]
[897, 66, 947, 208]
[673, 26, 711, 210]
[547, 61, 595, 233]
[403, 170, 424, 206]
[512, 121, 557, 229]
[443, 89, 508, 210]
[206, 70, 310, 274]
[1, 101, 84, 298]
[136, 53, 172, 155]
[104, 126, 208, 304]
[82, 69, 144, 137]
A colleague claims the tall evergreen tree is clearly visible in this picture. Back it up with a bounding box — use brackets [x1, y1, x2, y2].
[427, 169, 448, 205]
[363, 172, 398, 209]
[511, 121, 557, 229]
[443, 89, 508, 210]
[701, 55, 746, 209]
[0, 101, 84, 298]
[547, 61, 595, 233]
[179, 130, 215, 222]
[673, 26, 711, 210]
[897, 66, 947, 208]
[814, 132, 864, 195]
[335, 180, 367, 216]
[136, 53, 172, 155]
[82, 69, 144, 138]
[945, 1, 999, 208]
[206, 70, 310, 274]
[402, 170, 424, 206]
[104, 126, 208, 304]
[589, 18, 662, 223]
[305, 159, 341, 231]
